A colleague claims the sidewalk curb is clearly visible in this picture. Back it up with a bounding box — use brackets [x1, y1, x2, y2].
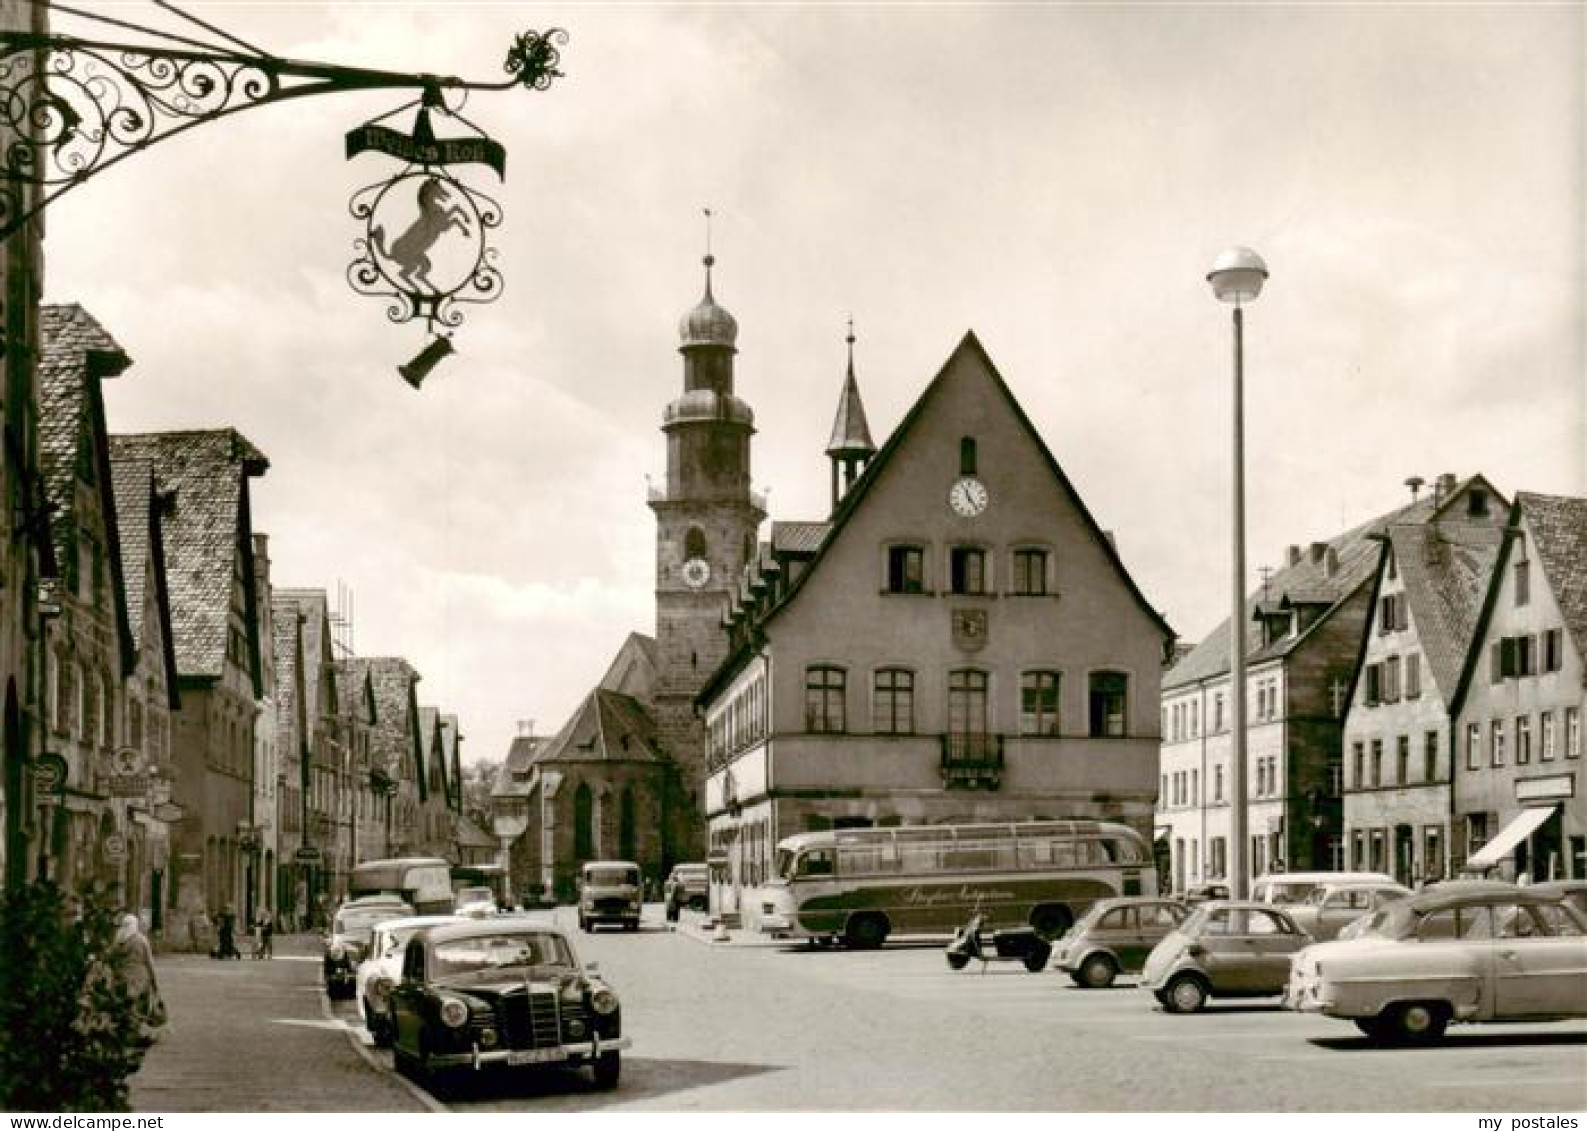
[318, 979, 446, 1113]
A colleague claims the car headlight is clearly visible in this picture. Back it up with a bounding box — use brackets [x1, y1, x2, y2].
[370, 976, 393, 1005]
[439, 997, 470, 1028]
[589, 987, 619, 1016]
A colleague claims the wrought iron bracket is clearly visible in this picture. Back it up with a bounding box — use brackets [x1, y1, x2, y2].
[0, 23, 567, 240]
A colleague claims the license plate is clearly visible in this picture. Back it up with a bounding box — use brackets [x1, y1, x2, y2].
[506, 1047, 568, 1066]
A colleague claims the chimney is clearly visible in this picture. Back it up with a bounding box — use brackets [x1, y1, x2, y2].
[1286, 545, 1301, 567]
[1324, 546, 1339, 577]
[1309, 542, 1328, 565]
[1405, 476, 1425, 502]
[1432, 472, 1458, 505]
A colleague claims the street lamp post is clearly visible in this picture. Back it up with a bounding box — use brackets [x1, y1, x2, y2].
[1207, 246, 1268, 901]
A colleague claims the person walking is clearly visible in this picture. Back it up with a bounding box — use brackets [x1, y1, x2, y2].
[253, 906, 274, 959]
[115, 913, 167, 1043]
[215, 905, 240, 960]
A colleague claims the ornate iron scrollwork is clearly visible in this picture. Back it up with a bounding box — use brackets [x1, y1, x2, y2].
[0, 22, 567, 240]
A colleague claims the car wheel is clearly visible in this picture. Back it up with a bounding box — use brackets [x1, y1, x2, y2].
[1078, 953, 1118, 989]
[1385, 1001, 1449, 1043]
[946, 951, 971, 971]
[591, 1051, 621, 1090]
[1164, 974, 1209, 1014]
[1023, 943, 1052, 973]
[844, 913, 889, 950]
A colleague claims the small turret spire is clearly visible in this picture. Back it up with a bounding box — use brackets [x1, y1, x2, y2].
[702, 207, 715, 299]
[827, 317, 877, 511]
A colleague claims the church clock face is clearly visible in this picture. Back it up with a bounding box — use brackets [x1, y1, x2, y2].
[681, 557, 712, 589]
[948, 476, 989, 517]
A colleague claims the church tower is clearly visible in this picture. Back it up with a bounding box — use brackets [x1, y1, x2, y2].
[651, 249, 764, 857]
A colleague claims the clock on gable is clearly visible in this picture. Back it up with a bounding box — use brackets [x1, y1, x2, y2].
[948, 476, 989, 517]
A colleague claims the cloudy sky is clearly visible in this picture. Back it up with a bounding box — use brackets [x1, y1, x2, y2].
[42, 2, 1583, 768]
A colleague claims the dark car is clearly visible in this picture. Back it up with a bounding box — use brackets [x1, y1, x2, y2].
[388, 918, 629, 1091]
[1053, 897, 1191, 988]
[324, 896, 413, 999]
[1139, 900, 1311, 1013]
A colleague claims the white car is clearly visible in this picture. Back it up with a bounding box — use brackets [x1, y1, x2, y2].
[356, 914, 462, 1045]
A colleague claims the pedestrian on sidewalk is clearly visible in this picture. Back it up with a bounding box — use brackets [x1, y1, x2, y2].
[116, 913, 167, 1042]
[252, 906, 275, 959]
[214, 905, 240, 959]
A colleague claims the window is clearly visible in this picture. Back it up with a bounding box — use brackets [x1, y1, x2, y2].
[1396, 736, 1409, 785]
[1405, 654, 1421, 700]
[684, 526, 707, 561]
[1019, 671, 1060, 736]
[1088, 671, 1127, 737]
[1424, 729, 1438, 783]
[1540, 711, 1556, 762]
[1364, 663, 1381, 706]
[805, 666, 847, 733]
[1351, 742, 1364, 790]
[872, 668, 914, 735]
[886, 545, 924, 594]
[1011, 549, 1049, 596]
[573, 782, 594, 859]
[1514, 554, 1530, 606]
[1383, 656, 1401, 703]
[1214, 764, 1224, 802]
[949, 546, 986, 595]
[1370, 739, 1382, 787]
[1214, 693, 1224, 732]
[1490, 719, 1505, 767]
[1466, 722, 1481, 771]
[1468, 489, 1489, 518]
[1568, 708, 1581, 760]
[959, 436, 977, 476]
[1379, 593, 1406, 633]
[1542, 628, 1564, 673]
[1515, 715, 1532, 765]
[947, 669, 989, 735]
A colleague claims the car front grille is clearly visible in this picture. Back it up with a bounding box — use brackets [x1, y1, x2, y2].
[500, 991, 589, 1049]
[593, 898, 629, 914]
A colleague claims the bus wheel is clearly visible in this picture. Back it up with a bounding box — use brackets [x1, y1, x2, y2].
[844, 913, 889, 949]
[1030, 905, 1072, 938]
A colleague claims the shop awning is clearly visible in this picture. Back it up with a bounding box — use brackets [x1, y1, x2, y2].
[1461, 805, 1558, 873]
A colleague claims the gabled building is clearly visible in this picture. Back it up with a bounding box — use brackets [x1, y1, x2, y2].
[1159, 474, 1503, 893]
[699, 330, 1174, 924]
[249, 535, 280, 919]
[354, 657, 426, 857]
[1341, 482, 1508, 883]
[37, 305, 136, 898]
[109, 454, 182, 933]
[507, 641, 682, 902]
[110, 428, 268, 944]
[337, 657, 383, 868]
[1454, 491, 1587, 881]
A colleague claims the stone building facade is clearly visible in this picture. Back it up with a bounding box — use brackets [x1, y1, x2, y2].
[699, 330, 1174, 925]
[1340, 488, 1507, 884]
[1453, 492, 1587, 881]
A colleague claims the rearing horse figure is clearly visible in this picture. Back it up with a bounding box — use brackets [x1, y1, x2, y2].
[373, 177, 472, 292]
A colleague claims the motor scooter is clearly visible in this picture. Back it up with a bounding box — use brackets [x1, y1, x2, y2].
[945, 911, 1052, 973]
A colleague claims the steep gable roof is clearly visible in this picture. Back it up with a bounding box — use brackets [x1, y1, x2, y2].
[1165, 475, 1505, 689]
[531, 688, 667, 766]
[597, 632, 660, 703]
[349, 656, 423, 786]
[41, 303, 135, 673]
[1387, 522, 1505, 704]
[454, 812, 496, 850]
[109, 429, 268, 683]
[274, 589, 338, 730]
[108, 456, 180, 708]
[440, 714, 461, 806]
[492, 732, 544, 798]
[1518, 491, 1587, 663]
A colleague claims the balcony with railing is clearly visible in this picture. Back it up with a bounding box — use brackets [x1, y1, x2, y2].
[940, 733, 1004, 790]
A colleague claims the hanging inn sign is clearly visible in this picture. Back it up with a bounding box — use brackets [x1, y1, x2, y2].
[345, 92, 509, 387]
[0, 7, 567, 385]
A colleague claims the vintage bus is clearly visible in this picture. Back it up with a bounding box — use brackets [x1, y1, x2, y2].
[757, 819, 1155, 948]
[349, 857, 454, 915]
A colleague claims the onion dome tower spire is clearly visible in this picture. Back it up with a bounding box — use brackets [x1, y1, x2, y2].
[827, 317, 876, 510]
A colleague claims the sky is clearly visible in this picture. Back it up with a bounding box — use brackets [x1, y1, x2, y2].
[41, 2, 1585, 770]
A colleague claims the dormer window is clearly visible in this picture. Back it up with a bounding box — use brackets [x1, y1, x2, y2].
[1467, 489, 1489, 518]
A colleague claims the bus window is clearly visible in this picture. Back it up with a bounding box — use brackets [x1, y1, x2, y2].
[838, 843, 887, 875]
[798, 849, 834, 877]
[1017, 836, 1053, 867]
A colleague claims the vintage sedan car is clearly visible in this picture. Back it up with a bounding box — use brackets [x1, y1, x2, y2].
[357, 914, 462, 1045]
[1285, 881, 1412, 943]
[325, 895, 413, 999]
[1286, 885, 1587, 1043]
[388, 918, 629, 1090]
[1140, 900, 1311, 1013]
[1533, 879, 1587, 918]
[1054, 897, 1191, 988]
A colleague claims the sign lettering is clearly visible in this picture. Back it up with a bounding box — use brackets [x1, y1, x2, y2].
[346, 124, 506, 179]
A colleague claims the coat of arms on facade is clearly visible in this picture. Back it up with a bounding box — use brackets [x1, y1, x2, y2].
[951, 609, 988, 652]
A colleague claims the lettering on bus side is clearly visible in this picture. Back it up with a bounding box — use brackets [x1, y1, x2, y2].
[902, 885, 1016, 906]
